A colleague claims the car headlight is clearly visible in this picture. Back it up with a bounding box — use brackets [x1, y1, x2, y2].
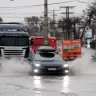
[63, 64, 68, 68]
[34, 69, 39, 73]
[35, 63, 40, 67]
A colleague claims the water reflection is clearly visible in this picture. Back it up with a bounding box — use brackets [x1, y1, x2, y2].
[33, 76, 42, 88]
[62, 76, 70, 93]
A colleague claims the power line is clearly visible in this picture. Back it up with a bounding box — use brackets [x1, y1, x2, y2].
[1, 16, 24, 18]
[0, 11, 53, 15]
[75, 0, 87, 4]
[0, 12, 83, 15]
[0, 0, 87, 11]
[0, 13, 83, 18]
[0, 11, 53, 14]
[0, 13, 43, 14]
[0, 0, 76, 8]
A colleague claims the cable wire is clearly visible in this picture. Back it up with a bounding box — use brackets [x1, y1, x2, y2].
[0, 0, 87, 11]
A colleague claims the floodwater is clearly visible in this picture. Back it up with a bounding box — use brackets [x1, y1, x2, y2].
[0, 48, 96, 96]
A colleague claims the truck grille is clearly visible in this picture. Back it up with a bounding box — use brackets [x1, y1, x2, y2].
[1, 47, 26, 57]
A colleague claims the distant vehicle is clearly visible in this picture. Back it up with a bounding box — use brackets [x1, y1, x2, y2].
[0, 23, 31, 59]
[83, 29, 93, 48]
[31, 46, 69, 74]
[84, 29, 93, 40]
[85, 39, 92, 48]
[30, 36, 57, 52]
[90, 39, 96, 49]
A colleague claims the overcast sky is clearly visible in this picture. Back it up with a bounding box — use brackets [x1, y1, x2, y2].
[0, 0, 92, 22]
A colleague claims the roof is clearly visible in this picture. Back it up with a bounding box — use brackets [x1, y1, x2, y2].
[31, 36, 44, 39]
[37, 46, 55, 52]
[31, 36, 56, 39]
[0, 23, 28, 32]
[0, 32, 29, 36]
[48, 37, 56, 39]
[0, 22, 23, 24]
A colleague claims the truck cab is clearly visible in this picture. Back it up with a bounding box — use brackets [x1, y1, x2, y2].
[0, 23, 30, 59]
[30, 36, 57, 52]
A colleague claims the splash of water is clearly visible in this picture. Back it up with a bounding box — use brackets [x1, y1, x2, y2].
[0, 48, 96, 76]
[69, 48, 96, 75]
[0, 58, 31, 76]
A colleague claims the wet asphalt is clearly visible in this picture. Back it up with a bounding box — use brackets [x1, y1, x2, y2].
[0, 48, 96, 96]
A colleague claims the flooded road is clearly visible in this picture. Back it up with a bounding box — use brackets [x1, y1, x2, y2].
[0, 48, 96, 96]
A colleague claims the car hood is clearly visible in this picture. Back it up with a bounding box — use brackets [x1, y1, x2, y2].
[34, 60, 65, 67]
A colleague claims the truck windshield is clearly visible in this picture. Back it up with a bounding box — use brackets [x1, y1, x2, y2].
[0, 37, 29, 46]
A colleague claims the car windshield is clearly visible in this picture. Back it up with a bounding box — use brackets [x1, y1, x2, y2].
[35, 52, 63, 61]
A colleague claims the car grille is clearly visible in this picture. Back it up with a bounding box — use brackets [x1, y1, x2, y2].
[42, 64, 62, 68]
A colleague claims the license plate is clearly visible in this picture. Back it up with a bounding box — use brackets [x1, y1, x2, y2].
[48, 68, 56, 71]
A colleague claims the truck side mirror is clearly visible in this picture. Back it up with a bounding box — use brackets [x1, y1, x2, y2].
[30, 39, 33, 45]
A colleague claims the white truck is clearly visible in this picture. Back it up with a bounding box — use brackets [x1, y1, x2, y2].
[0, 23, 31, 59]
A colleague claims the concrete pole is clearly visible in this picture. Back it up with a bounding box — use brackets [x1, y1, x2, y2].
[66, 7, 68, 40]
[53, 10, 56, 37]
[60, 6, 75, 40]
[44, 0, 48, 44]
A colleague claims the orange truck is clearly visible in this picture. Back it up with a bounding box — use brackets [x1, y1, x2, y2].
[57, 39, 82, 60]
[30, 36, 57, 52]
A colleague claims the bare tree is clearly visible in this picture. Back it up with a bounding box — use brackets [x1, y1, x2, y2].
[24, 16, 40, 36]
[0, 17, 3, 23]
[80, 0, 96, 39]
[57, 17, 82, 39]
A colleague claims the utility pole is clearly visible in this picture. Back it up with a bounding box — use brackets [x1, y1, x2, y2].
[49, 9, 59, 37]
[73, 16, 78, 39]
[60, 6, 75, 40]
[44, 0, 48, 44]
[53, 10, 55, 37]
[52, 10, 58, 37]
